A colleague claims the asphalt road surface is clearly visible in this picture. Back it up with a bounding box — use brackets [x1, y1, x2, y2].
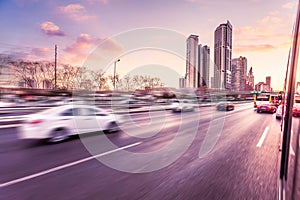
[1, 103, 296, 200]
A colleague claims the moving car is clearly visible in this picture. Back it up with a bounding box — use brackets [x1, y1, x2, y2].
[117, 99, 148, 108]
[216, 102, 234, 111]
[19, 105, 120, 143]
[276, 104, 283, 119]
[292, 103, 300, 117]
[171, 99, 195, 112]
[256, 103, 277, 113]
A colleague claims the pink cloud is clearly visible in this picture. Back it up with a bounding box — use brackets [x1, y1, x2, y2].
[234, 26, 270, 40]
[258, 16, 283, 25]
[58, 4, 94, 21]
[282, 2, 296, 9]
[31, 48, 52, 57]
[3, 47, 53, 61]
[234, 12, 291, 48]
[40, 21, 66, 37]
[269, 10, 280, 15]
[64, 34, 98, 54]
[235, 44, 276, 53]
[85, 0, 110, 4]
[63, 34, 123, 65]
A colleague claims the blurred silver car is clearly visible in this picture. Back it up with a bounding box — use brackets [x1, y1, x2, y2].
[171, 100, 195, 112]
[216, 102, 234, 111]
[20, 105, 120, 143]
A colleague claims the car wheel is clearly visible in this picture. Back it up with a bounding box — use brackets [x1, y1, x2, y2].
[257, 110, 260, 113]
[105, 122, 119, 134]
[48, 128, 69, 143]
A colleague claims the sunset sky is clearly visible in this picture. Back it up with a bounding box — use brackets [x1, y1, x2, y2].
[0, 0, 298, 90]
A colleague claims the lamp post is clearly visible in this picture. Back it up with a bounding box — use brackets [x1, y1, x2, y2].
[113, 59, 120, 90]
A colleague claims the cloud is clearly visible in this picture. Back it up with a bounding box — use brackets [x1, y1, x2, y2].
[282, 2, 296, 9]
[3, 47, 53, 61]
[64, 34, 99, 54]
[234, 12, 292, 50]
[234, 26, 270, 40]
[31, 48, 52, 57]
[233, 13, 292, 57]
[58, 3, 94, 21]
[269, 10, 280, 15]
[40, 21, 66, 37]
[63, 34, 123, 65]
[85, 0, 110, 4]
[258, 16, 283, 25]
[235, 44, 276, 53]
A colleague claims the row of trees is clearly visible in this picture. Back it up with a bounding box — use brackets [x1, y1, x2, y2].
[3, 58, 164, 91]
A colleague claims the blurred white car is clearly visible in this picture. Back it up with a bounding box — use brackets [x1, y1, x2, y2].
[276, 104, 283, 120]
[19, 105, 120, 143]
[171, 99, 195, 112]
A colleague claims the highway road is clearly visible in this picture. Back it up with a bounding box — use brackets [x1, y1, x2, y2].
[0, 102, 297, 200]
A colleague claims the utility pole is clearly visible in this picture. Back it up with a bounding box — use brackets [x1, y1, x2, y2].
[54, 44, 57, 89]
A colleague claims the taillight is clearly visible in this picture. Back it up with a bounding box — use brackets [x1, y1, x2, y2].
[29, 119, 43, 124]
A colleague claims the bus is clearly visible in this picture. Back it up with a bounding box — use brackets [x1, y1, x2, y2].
[253, 92, 281, 108]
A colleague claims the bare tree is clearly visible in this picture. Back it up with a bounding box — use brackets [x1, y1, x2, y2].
[132, 75, 143, 89]
[10, 60, 35, 88]
[57, 64, 79, 90]
[108, 73, 120, 90]
[9, 58, 164, 91]
[90, 69, 108, 90]
[73, 66, 92, 90]
[40, 62, 55, 89]
[123, 74, 132, 91]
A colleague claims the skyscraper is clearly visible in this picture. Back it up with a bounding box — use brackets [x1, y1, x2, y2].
[198, 45, 210, 88]
[266, 76, 271, 91]
[214, 20, 233, 90]
[246, 67, 254, 91]
[232, 56, 247, 91]
[186, 35, 199, 88]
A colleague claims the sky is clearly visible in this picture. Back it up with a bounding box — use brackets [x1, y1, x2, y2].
[0, 0, 298, 90]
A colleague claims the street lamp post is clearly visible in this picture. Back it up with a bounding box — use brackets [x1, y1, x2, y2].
[113, 59, 120, 90]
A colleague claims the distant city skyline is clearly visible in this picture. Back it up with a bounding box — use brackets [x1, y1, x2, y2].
[0, 0, 297, 90]
[255, 76, 273, 92]
[185, 35, 210, 89]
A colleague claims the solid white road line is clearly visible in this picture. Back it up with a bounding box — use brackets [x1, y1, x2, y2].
[290, 130, 295, 156]
[290, 144, 295, 156]
[0, 142, 142, 188]
[257, 126, 270, 148]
